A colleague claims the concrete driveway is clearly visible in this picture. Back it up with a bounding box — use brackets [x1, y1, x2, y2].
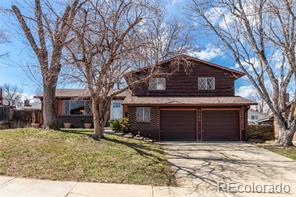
[161, 142, 296, 196]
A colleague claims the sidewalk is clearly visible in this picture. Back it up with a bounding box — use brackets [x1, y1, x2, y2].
[0, 176, 204, 197]
[1, 176, 288, 197]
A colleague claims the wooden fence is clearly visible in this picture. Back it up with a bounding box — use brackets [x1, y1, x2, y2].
[0, 106, 10, 121]
[0, 107, 42, 129]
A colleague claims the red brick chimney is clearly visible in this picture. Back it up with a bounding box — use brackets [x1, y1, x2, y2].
[24, 98, 31, 107]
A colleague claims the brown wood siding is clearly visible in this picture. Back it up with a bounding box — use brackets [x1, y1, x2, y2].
[131, 62, 235, 97]
[202, 110, 240, 141]
[57, 99, 63, 115]
[160, 110, 196, 141]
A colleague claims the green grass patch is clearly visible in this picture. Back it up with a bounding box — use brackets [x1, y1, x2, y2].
[0, 128, 175, 186]
[257, 142, 296, 160]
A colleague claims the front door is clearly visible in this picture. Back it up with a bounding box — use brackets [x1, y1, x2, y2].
[111, 100, 123, 120]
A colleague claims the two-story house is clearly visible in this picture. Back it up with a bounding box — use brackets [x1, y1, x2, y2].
[123, 55, 255, 141]
[35, 55, 255, 141]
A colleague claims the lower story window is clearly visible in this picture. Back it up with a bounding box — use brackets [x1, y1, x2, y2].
[136, 107, 151, 122]
[63, 100, 92, 115]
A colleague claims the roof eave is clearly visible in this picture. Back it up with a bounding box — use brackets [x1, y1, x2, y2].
[122, 103, 256, 106]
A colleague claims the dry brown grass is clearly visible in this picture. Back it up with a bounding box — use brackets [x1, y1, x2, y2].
[0, 128, 175, 186]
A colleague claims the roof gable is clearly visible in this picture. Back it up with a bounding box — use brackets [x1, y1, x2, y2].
[128, 54, 245, 79]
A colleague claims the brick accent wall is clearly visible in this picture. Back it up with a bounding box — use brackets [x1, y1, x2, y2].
[57, 115, 93, 128]
[127, 106, 160, 140]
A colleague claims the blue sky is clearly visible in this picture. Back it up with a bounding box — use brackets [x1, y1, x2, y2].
[0, 0, 253, 99]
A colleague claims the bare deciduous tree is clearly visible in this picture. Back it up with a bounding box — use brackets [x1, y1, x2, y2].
[0, 30, 8, 58]
[65, 0, 190, 138]
[1, 84, 23, 107]
[191, 0, 296, 146]
[12, 0, 83, 129]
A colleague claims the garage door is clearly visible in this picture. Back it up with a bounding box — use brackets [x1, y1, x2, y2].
[202, 110, 240, 141]
[160, 110, 196, 141]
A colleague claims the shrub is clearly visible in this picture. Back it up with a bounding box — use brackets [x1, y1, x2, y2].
[119, 117, 129, 133]
[110, 117, 129, 133]
[110, 119, 121, 132]
[246, 124, 274, 142]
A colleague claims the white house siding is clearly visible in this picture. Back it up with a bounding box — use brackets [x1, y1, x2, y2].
[248, 109, 268, 123]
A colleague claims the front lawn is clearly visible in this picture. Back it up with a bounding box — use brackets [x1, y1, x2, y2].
[0, 128, 175, 186]
[256, 142, 296, 160]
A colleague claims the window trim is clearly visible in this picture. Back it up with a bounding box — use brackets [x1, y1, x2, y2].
[148, 77, 166, 91]
[136, 107, 151, 123]
[198, 77, 215, 90]
[62, 99, 92, 116]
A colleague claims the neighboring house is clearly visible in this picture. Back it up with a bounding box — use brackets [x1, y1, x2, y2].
[248, 109, 268, 124]
[0, 88, 8, 106]
[35, 89, 129, 128]
[249, 101, 296, 142]
[123, 55, 255, 141]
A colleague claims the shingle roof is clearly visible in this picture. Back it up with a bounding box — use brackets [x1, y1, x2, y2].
[122, 96, 256, 106]
[56, 89, 89, 98]
[35, 89, 130, 98]
[126, 54, 245, 78]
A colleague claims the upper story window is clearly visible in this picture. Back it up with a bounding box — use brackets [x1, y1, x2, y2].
[62, 100, 92, 115]
[198, 77, 215, 90]
[136, 107, 151, 122]
[149, 77, 166, 91]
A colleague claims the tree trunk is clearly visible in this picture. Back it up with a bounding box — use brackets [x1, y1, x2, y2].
[274, 119, 295, 146]
[43, 85, 58, 130]
[92, 98, 105, 139]
[276, 128, 295, 146]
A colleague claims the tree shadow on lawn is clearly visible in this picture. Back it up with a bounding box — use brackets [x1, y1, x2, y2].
[59, 129, 176, 185]
[103, 136, 165, 160]
[59, 129, 94, 136]
[103, 136, 177, 186]
[60, 129, 164, 157]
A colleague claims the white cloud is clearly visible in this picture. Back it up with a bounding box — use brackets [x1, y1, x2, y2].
[21, 93, 34, 101]
[234, 57, 261, 72]
[30, 98, 42, 109]
[204, 1, 258, 31]
[205, 7, 226, 25]
[236, 85, 258, 98]
[204, 6, 235, 30]
[188, 44, 224, 61]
